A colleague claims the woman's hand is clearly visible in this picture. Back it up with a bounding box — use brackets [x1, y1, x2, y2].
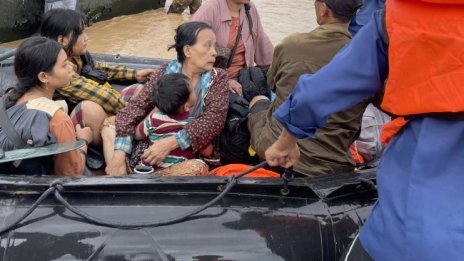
[75, 124, 93, 144]
[136, 69, 156, 82]
[265, 130, 300, 168]
[142, 136, 179, 166]
[228, 79, 243, 96]
[105, 150, 128, 176]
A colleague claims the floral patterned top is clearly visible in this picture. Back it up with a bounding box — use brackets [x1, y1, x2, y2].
[115, 63, 229, 164]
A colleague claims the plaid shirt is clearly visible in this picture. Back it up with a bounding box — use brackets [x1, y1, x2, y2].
[57, 56, 137, 115]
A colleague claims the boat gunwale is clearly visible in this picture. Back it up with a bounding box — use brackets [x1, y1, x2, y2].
[0, 169, 376, 200]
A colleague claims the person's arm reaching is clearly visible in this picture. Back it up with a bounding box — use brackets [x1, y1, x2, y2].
[57, 69, 127, 115]
[95, 61, 155, 83]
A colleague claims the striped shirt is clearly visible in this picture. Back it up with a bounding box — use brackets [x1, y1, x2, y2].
[137, 111, 194, 168]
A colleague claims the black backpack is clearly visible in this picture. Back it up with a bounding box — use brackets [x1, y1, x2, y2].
[220, 93, 259, 165]
[238, 66, 270, 102]
[80, 51, 109, 84]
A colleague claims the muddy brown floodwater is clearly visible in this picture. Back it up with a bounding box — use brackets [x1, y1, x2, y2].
[2, 0, 316, 59]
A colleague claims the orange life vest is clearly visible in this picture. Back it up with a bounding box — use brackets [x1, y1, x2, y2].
[380, 0, 464, 143]
[210, 164, 280, 178]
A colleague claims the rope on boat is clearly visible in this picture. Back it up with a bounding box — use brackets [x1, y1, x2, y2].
[0, 162, 268, 234]
[0, 186, 56, 234]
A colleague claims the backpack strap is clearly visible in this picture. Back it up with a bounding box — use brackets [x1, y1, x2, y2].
[227, 22, 244, 68]
[226, 4, 254, 68]
[0, 96, 27, 149]
[244, 3, 255, 43]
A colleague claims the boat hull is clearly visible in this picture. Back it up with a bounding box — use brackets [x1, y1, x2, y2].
[0, 172, 377, 260]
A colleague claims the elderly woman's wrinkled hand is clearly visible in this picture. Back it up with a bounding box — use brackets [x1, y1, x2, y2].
[142, 136, 179, 166]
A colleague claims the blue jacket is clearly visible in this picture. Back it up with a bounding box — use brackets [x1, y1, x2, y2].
[349, 0, 385, 36]
[274, 11, 464, 260]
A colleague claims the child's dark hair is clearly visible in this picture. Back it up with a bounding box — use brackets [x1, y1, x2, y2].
[40, 8, 86, 55]
[152, 73, 191, 116]
[4, 37, 63, 108]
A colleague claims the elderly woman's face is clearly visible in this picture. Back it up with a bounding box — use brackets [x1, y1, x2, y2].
[185, 28, 217, 72]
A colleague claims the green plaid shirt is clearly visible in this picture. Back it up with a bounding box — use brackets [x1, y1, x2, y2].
[57, 57, 137, 115]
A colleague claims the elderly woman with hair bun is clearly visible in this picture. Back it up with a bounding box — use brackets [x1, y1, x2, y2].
[106, 21, 229, 176]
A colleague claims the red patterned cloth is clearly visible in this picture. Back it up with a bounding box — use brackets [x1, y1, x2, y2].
[115, 63, 229, 164]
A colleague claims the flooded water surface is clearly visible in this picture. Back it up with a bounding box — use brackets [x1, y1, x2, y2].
[2, 0, 316, 59]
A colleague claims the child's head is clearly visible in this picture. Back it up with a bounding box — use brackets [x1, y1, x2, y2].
[152, 73, 196, 116]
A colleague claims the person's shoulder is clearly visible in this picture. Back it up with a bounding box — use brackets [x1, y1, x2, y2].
[209, 68, 228, 94]
[247, 1, 258, 9]
[211, 67, 227, 79]
[247, 2, 260, 15]
[49, 109, 73, 132]
[280, 33, 304, 45]
[52, 109, 72, 123]
[275, 33, 308, 53]
[279, 28, 339, 51]
[159, 62, 170, 71]
[26, 97, 67, 117]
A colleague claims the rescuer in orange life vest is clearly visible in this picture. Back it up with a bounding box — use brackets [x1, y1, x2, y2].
[265, 0, 464, 260]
